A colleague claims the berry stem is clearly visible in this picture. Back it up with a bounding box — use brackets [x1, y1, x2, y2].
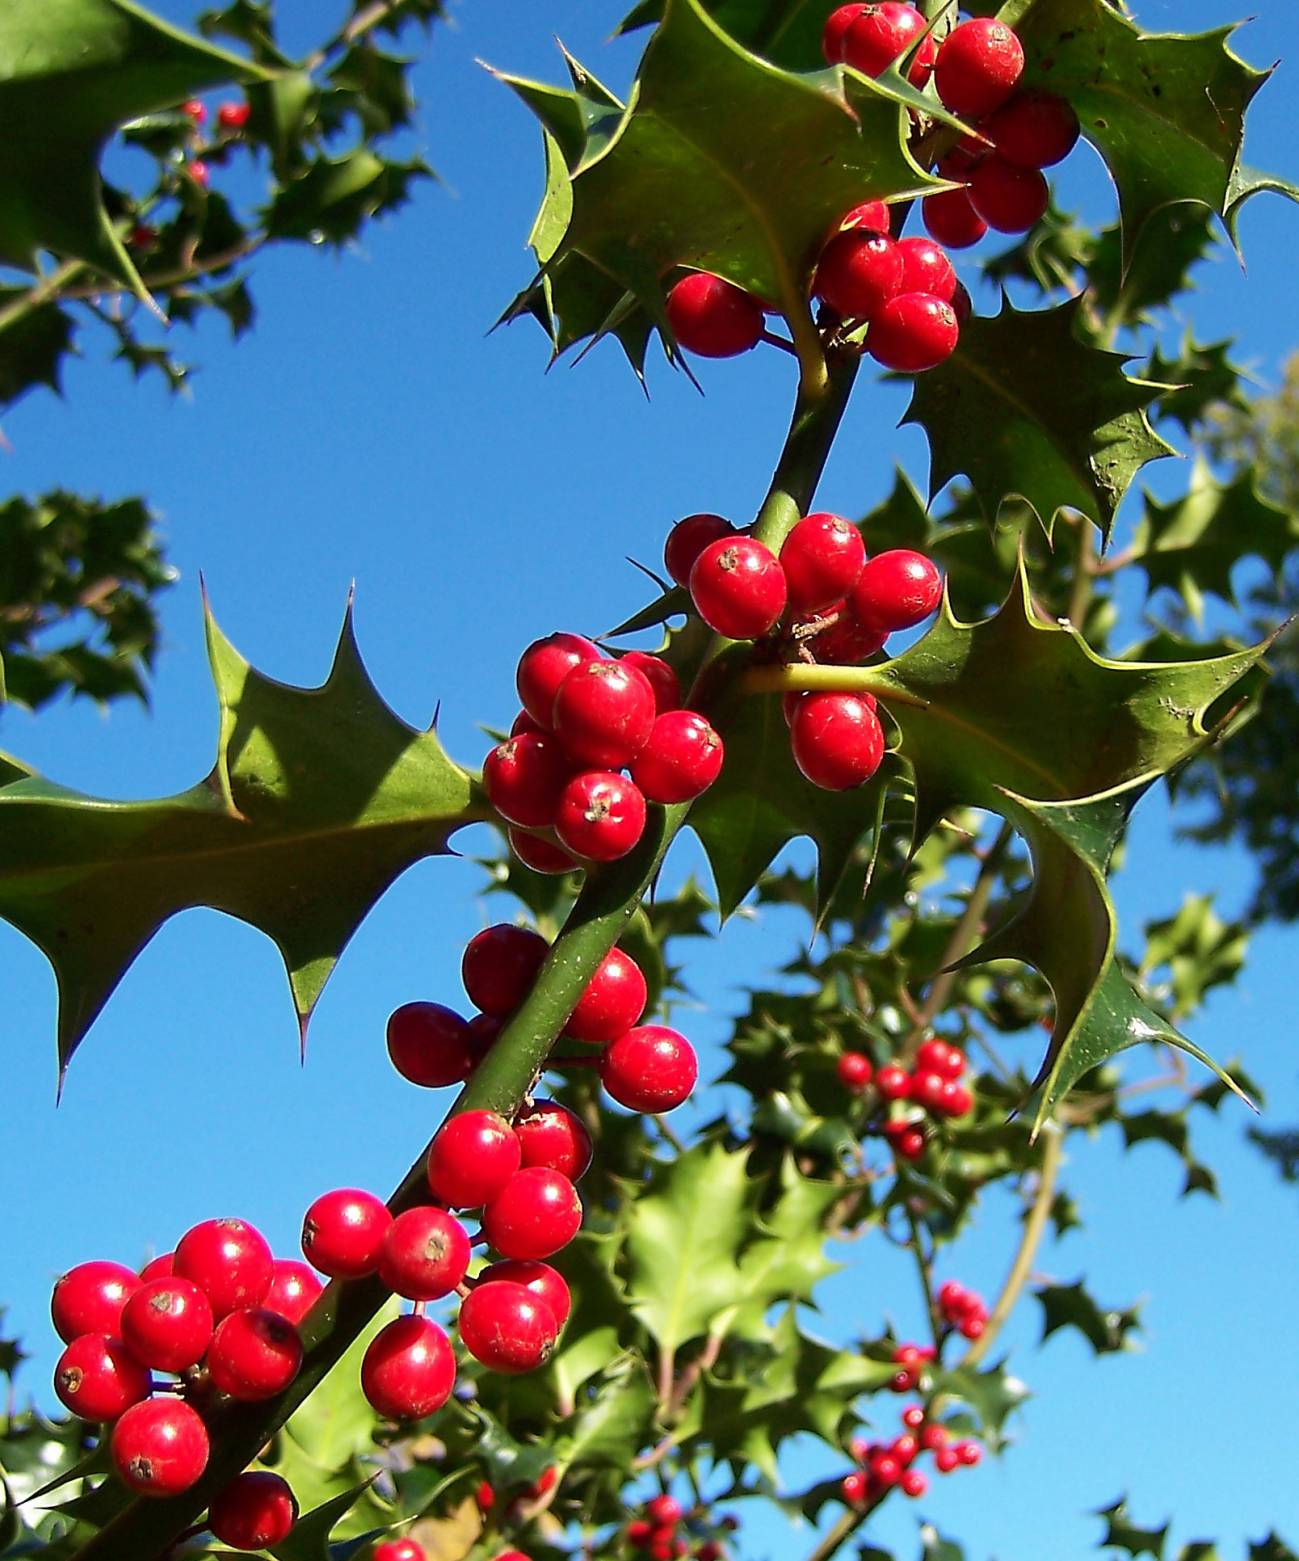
[742, 662, 931, 709]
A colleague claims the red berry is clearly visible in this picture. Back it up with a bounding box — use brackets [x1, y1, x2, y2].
[301, 1188, 391, 1280]
[620, 651, 681, 713]
[664, 513, 738, 589]
[902, 1405, 925, 1430]
[631, 710, 725, 804]
[509, 828, 579, 875]
[969, 156, 1049, 233]
[665, 273, 764, 358]
[511, 708, 545, 736]
[361, 1314, 455, 1418]
[462, 924, 549, 1016]
[901, 1469, 928, 1497]
[553, 660, 657, 769]
[983, 89, 1080, 169]
[917, 1038, 957, 1077]
[138, 1253, 173, 1282]
[689, 537, 787, 640]
[922, 187, 988, 249]
[515, 1099, 595, 1181]
[517, 633, 602, 728]
[128, 223, 158, 250]
[951, 279, 972, 326]
[812, 603, 889, 666]
[628, 1519, 654, 1546]
[263, 1260, 323, 1327]
[912, 1071, 949, 1113]
[851, 550, 942, 633]
[867, 294, 959, 372]
[647, 1495, 683, 1526]
[555, 771, 647, 861]
[960, 1314, 985, 1339]
[216, 99, 252, 131]
[841, 1470, 869, 1505]
[484, 732, 573, 826]
[837, 1052, 874, 1091]
[208, 1308, 304, 1400]
[843, 3, 929, 82]
[51, 1261, 140, 1343]
[869, 1453, 901, 1486]
[110, 1398, 209, 1496]
[942, 1082, 974, 1117]
[479, 1259, 572, 1329]
[387, 1002, 474, 1088]
[895, 237, 957, 303]
[54, 1335, 151, 1422]
[938, 1279, 967, 1311]
[458, 1280, 559, 1373]
[790, 693, 885, 791]
[374, 1542, 427, 1561]
[173, 1218, 273, 1321]
[840, 199, 891, 234]
[823, 2, 869, 61]
[934, 19, 1024, 117]
[935, 1445, 960, 1472]
[921, 1423, 949, 1450]
[428, 1110, 521, 1209]
[876, 1064, 910, 1100]
[897, 1127, 926, 1160]
[566, 948, 647, 1045]
[120, 1278, 213, 1372]
[780, 514, 867, 615]
[186, 160, 209, 188]
[483, 1168, 583, 1261]
[476, 1481, 496, 1510]
[956, 1441, 982, 1466]
[466, 1012, 504, 1062]
[813, 230, 903, 321]
[699, 1545, 723, 1561]
[600, 1026, 698, 1112]
[209, 1471, 298, 1548]
[378, 1207, 471, 1299]
[182, 98, 207, 123]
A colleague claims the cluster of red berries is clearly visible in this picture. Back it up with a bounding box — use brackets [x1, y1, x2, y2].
[937, 1278, 989, 1340]
[839, 1038, 975, 1160]
[127, 95, 254, 247]
[484, 634, 723, 871]
[665, 510, 941, 791]
[625, 1494, 736, 1558]
[840, 1404, 981, 1508]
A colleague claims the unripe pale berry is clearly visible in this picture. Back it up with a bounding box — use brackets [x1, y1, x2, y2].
[790, 693, 885, 791]
[982, 89, 1080, 168]
[509, 827, 579, 875]
[483, 731, 573, 826]
[665, 273, 764, 358]
[780, 513, 867, 614]
[553, 659, 657, 769]
[555, 770, 647, 861]
[51, 1261, 141, 1343]
[922, 187, 988, 250]
[664, 513, 738, 588]
[934, 18, 1025, 118]
[458, 1280, 559, 1373]
[631, 710, 725, 804]
[54, 1334, 151, 1421]
[867, 293, 959, 372]
[378, 1206, 472, 1299]
[120, 1278, 214, 1372]
[208, 1307, 304, 1400]
[969, 156, 1049, 233]
[263, 1260, 323, 1326]
[482, 1168, 583, 1261]
[689, 537, 787, 640]
[478, 1259, 572, 1330]
[813, 229, 903, 321]
[462, 923, 549, 1015]
[619, 650, 681, 713]
[427, 1109, 521, 1208]
[895, 237, 957, 302]
[516, 1099, 595, 1180]
[173, 1218, 273, 1321]
[208, 1470, 299, 1549]
[566, 948, 648, 1044]
[851, 549, 943, 632]
[361, 1314, 455, 1418]
[600, 1026, 698, 1112]
[386, 1002, 474, 1088]
[516, 633, 602, 728]
[110, 1398, 209, 1496]
[301, 1188, 391, 1279]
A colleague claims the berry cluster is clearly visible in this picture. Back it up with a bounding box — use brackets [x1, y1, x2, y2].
[937, 1278, 989, 1341]
[839, 1038, 975, 1161]
[128, 95, 253, 241]
[840, 1404, 981, 1509]
[484, 634, 724, 871]
[625, 1493, 736, 1558]
[666, 511, 943, 791]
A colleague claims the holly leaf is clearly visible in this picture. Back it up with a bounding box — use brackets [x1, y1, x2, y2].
[1143, 336, 1249, 436]
[1250, 1539, 1299, 1561]
[269, 1479, 381, 1561]
[1038, 1281, 1140, 1355]
[0, 295, 75, 410]
[901, 295, 1174, 541]
[1096, 1498, 1168, 1559]
[554, 1357, 657, 1469]
[0, 0, 268, 294]
[928, 1359, 1028, 1450]
[0, 593, 482, 1076]
[1139, 894, 1248, 1020]
[921, 1526, 967, 1561]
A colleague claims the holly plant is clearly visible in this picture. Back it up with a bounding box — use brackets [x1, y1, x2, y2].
[1, 1, 1296, 1559]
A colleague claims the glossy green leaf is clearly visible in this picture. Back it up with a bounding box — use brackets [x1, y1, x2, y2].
[0, 595, 482, 1075]
[554, 1357, 657, 1469]
[1038, 1280, 1140, 1355]
[1096, 1497, 1168, 1559]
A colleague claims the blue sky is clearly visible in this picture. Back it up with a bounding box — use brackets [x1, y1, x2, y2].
[4, 1, 1299, 1556]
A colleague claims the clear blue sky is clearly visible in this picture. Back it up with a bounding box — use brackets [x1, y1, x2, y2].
[4, 2, 1299, 1556]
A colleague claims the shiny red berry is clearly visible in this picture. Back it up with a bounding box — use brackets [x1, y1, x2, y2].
[462, 924, 549, 1015]
[484, 732, 573, 826]
[555, 771, 647, 861]
[647, 1494, 683, 1526]
[917, 1038, 959, 1077]
[867, 294, 959, 372]
[837, 1052, 874, 1091]
[566, 948, 647, 1045]
[263, 1260, 323, 1327]
[901, 1469, 927, 1497]
[186, 160, 209, 188]
[216, 99, 252, 131]
[208, 1307, 304, 1400]
[840, 199, 891, 233]
[509, 828, 579, 875]
[813, 229, 903, 321]
[665, 273, 764, 358]
[935, 1445, 960, 1472]
[478, 1260, 572, 1330]
[111, 1398, 209, 1496]
[301, 1188, 391, 1280]
[912, 1071, 949, 1113]
[554, 659, 657, 769]
[822, 2, 868, 60]
[780, 513, 867, 615]
[956, 1440, 982, 1466]
[374, 1541, 427, 1561]
[934, 19, 1024, 117]
[876, 1064, 910, 1099]
[361, 1314, 455, 1418]
[851, 550, 942, 632]
[182, 98, 207, 123]
[841, 1470, 869, 1505]
[869, 1453, 901, 1486]
[387, 1002, 474, 1088]
[458, 1280, 559, 1373]
[812, 603, 889, 665]
[983, 89, 1080, 168]
[55, 1334, 151, 1422]
[689, 537, 787, 640]
[922, 187, 988, 249]
[483, 1168, 583, 1261]
[895, 237, 957, 302]
[959, 1314, 985, 1339]
[631, 711, 725, 804]
[428, 1110, 521, 1208]
[902, 1405, 925, 1430]
[620, 651, 681, 713]
[516, 633, 602, 728]
[378, 1207, 471, 1300]
[791, 693, 885, 791]
[664, 514, 738, 589]
[138, 1253, 174, 1282]
[51, 1261, 140, 1343]
[969, 156, 1049, 233]
[942, 1082, 974, 1117]
[843, 3, 931, 83]
[120, 1278, 213, 1372]
[515, 1099, 595, 1181]
[600, 1026, 698, 1112]
[209, 1471, 298, 1548]
[173, 1218, 273, 1320]
[921, 1423, 949, 1451]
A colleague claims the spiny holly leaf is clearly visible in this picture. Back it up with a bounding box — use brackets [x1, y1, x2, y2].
[1129, 461, 1296, 621]
[269, 1479, 381, 1561]
[1096, 1498, 1168, 1559]
[0, 0, 268, 294]
[0, 595, 481, 1076]
[1250, 1539, 1299, 1561]
[554, 1357, 657, 1469]
[618, 0, 837, 73]
[1038, 1280, 1140, 1355]
[500, 0, 935, 369]
[0, 294, 75, 410]
[901, 295, 1174, 541]
[929, 1359, 1028, 1450]
[1143, 336, 1249, 437]
[1139, 894, 1248, 1020]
